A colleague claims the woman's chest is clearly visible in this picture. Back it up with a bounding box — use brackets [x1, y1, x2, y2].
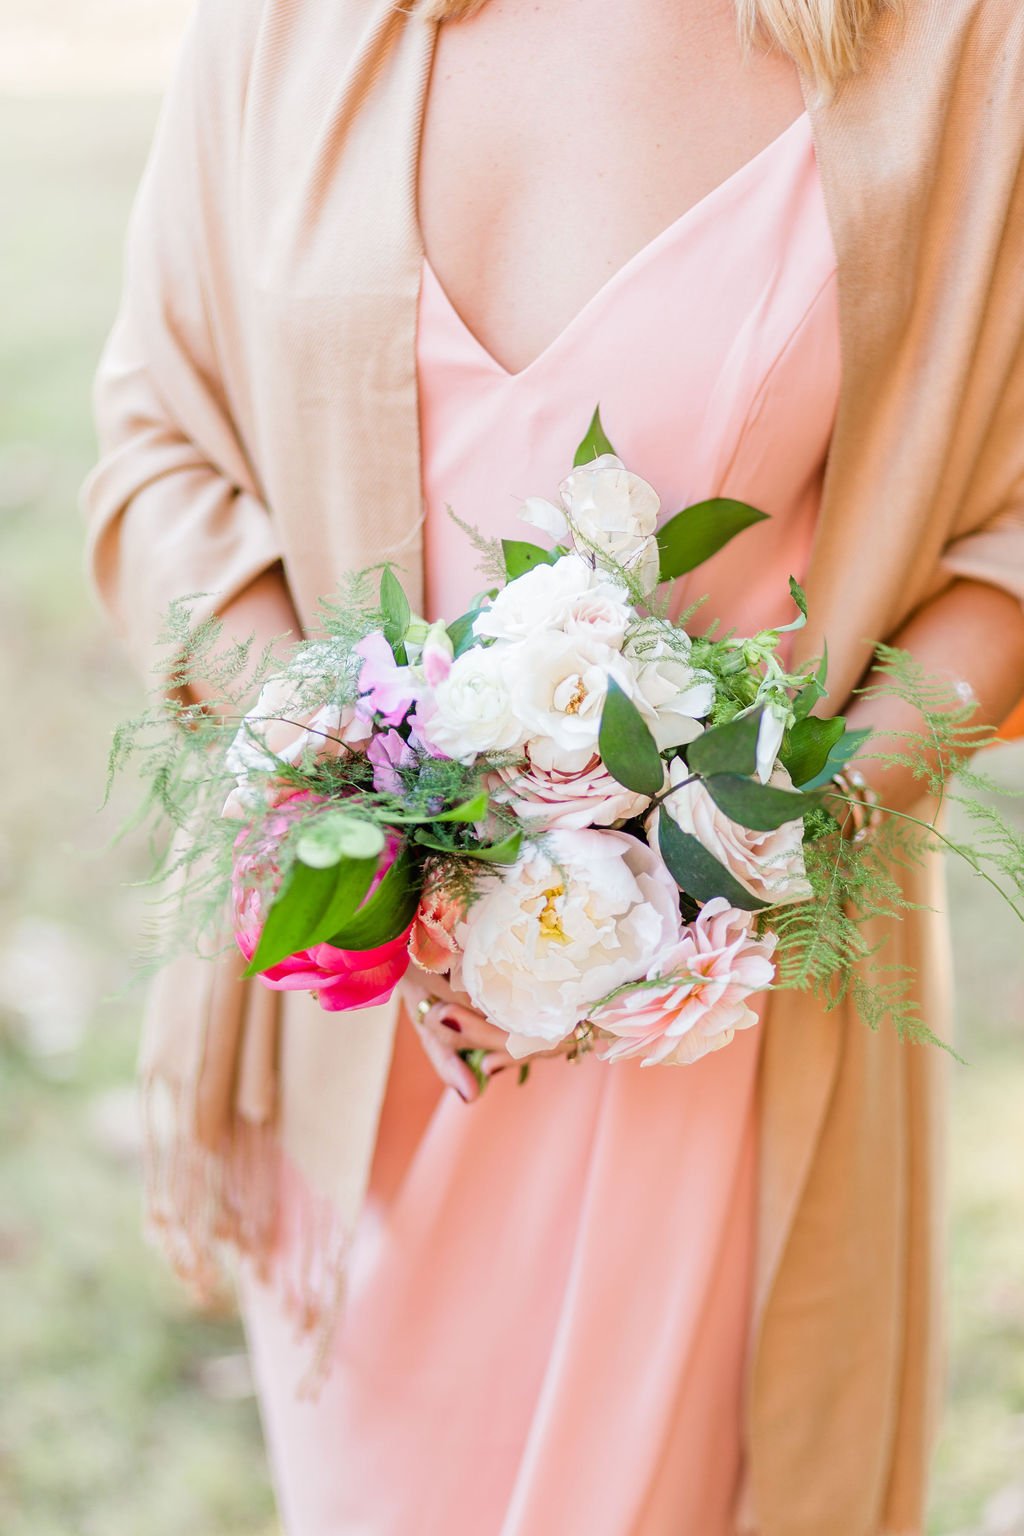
[416, 0, 808, 375]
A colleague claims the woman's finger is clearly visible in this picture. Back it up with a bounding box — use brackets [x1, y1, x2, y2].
[425, 1001, 516, 1053]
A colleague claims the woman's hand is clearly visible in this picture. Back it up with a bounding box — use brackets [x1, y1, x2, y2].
[399, 967, 520, 1103]
[399, 966, 575, 1104]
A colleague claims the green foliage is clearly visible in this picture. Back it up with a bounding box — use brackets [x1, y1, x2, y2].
[656, 498, 769, 583]
[572, 403, 616, 465]
[658, 811, 770, 911]
[598, 679, 664, 796]
[502, 539, 558, 580]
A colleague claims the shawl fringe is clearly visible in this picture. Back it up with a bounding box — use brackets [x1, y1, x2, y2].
[140, 1072, 350, 1396]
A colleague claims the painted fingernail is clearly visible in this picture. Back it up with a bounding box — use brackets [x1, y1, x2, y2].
[486, 1064, 508, 1078]
[440, 1014, 462, 1033]
[454, 1085, 470, 1102]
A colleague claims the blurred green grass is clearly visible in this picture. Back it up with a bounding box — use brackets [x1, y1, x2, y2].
[0, 88, 1022, 1536]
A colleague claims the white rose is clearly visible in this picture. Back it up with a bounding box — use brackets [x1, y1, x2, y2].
[624, 627, 715, 749]
[415, 646, 525, 763]
[473, 554, 630, 646]
[507, 631, 635, 767]
[522, 455, 663, 593]
[651, 757, 812, 906]
[457, 828, 682, 1054]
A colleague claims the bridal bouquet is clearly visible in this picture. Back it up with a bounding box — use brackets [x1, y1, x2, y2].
[111, 408, 1024, 1072]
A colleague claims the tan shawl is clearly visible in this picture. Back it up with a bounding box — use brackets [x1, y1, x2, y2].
[81, 2, 1024, 1531]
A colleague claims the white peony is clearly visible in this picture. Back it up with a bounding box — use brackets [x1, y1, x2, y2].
[457, 829, 682, 1055]
[522, 454, 663, 593]
[651, 757, 812, 906]
[414, 646, 525, 763]
[507, 631, 636, 768]
[473, 554, 631, 647]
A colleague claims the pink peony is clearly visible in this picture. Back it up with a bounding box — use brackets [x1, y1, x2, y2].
[232, 796, 412, 1011]
[408, 884, 465, 982]
[591, 898, 777, 1067]
[488, 747, 653, 831]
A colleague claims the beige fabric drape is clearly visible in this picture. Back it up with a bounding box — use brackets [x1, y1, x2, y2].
[81, 2, 1024, 1531]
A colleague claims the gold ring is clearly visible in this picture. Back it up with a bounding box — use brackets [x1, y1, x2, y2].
[415, 995, 440, 1026]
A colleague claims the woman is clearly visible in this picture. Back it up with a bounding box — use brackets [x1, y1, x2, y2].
[82, 0, 1024, 1531]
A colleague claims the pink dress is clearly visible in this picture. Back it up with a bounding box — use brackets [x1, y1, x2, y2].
[241, 109, 839, 1535]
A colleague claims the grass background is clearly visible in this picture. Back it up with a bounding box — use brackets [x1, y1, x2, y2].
[1, 5, 1022, 1532]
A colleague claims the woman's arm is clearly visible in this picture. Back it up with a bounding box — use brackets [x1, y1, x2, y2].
[841, 577, 1024, 816]
[81, 0, 280, 685]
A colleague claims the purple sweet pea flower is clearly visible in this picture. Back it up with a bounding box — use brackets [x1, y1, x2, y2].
[367, 728, 417, 794]
[355, 631, 421, 727]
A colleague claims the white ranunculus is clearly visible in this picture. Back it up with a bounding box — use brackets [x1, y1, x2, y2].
[415, 645, 525, 763]
[472, 554, 630, 647]
[651, 757, 812, 906]
[521, 456, 663, 592]
[507, 631, 635, 766]
[624, 628, 715, 749]
[457, 828, 682, 1054]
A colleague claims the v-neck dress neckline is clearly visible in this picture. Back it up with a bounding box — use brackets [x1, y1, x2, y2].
[420, 109, 813, 383]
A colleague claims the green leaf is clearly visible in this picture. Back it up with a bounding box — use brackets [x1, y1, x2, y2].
[598, 678, 664, 797]
[459, 1048, 489, 1092]
[245, 861, 337, 975]
[572, 403, 616, 466]
[502, 540, 559, 581]
[657, 812, 769, 911]
[463, 829, 523, 865]
[799, 727, 874, 792]
[325, 846, 421, 950]
[434, 790, 489, 824]
[686, 707, 763, 779]
[296, 811, 387, 868]
[656, 499, 769, 583]
[703, 773, 819, 831]
[447, 609, 481, 657]
[782, 715, 847, 788]
[380, 566, 411, 649]
[244, 850, 378, 976]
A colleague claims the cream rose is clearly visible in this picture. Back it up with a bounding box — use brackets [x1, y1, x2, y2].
[652, 757, 812, 906]
[223, 674, 372, 816]
[522, 454, 662, 593]
[457, 829, 682, 1055]
[473, 554, 630, 646]
[624, 627, 715, 749]
[506, 631, 636, 768]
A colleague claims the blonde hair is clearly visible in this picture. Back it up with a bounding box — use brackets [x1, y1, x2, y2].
[413, 0, 898, 95]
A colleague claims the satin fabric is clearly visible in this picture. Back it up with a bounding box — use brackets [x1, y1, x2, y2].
[240, 109, 839, 1536]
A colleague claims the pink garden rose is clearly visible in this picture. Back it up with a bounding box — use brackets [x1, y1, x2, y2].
[232, 796, 412, 1011]
[488, 747, 653, 831]
[591, 898, 777, 1067]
